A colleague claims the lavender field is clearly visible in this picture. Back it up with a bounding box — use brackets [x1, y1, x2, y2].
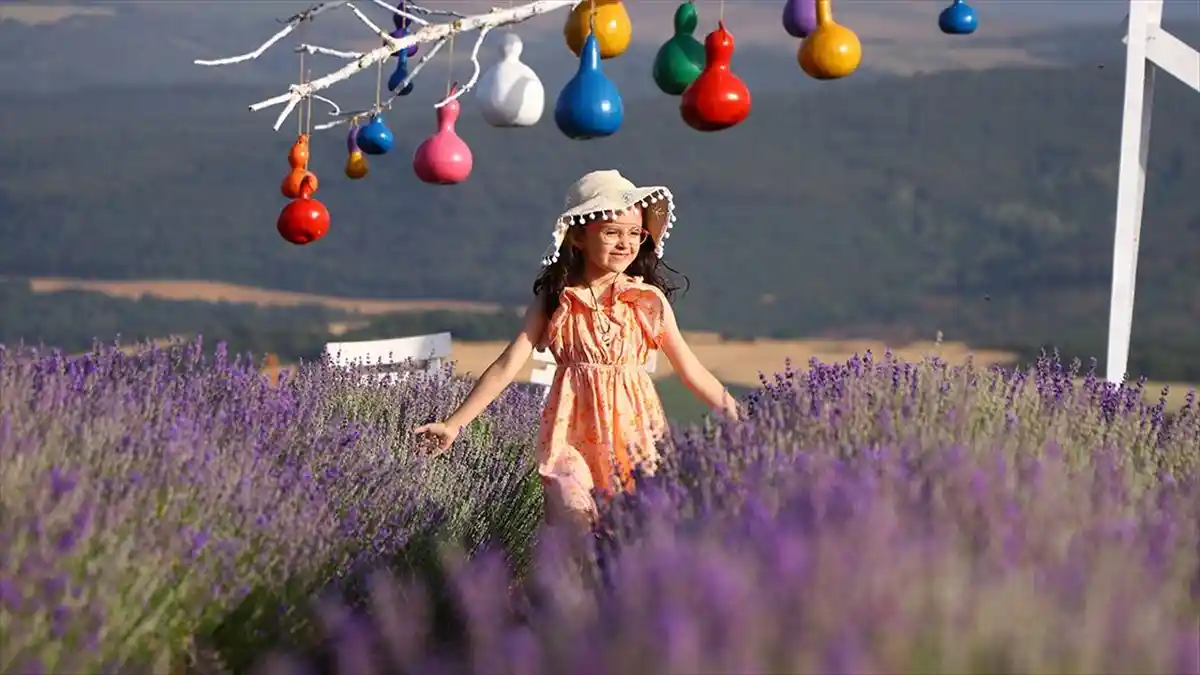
[1, 339, 1197, 674]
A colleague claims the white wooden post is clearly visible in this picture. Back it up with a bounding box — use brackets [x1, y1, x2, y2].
[530, 348, 558, 399]
[1106, 0, 1200, 384]
[530, 347, 659, 401]
[323, 332, 453, 384]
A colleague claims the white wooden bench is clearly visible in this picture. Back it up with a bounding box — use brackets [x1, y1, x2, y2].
[530, 347, 658, 400]
[323, 332, 453, 384]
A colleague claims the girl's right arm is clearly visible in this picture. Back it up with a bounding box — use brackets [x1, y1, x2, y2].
[440, 297, 547, 432]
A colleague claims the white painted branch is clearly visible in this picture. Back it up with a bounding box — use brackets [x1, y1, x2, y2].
[274, 97, 303, 132]
[435, 26, 490, 109]
[313, 94, 342, 116]
[347, 3, 390, 40]
[193, 1, 350, 66]
[312, 38, 447, 131]
[244, 0, 581, 130]
[296, 43, 363, 59]
[313, 117, 355, 132]
[368, 0, 430, 26]
[408, 2, 466, 18]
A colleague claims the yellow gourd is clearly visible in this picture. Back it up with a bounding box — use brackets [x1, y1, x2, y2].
[798, 0, 861, 80]
[563, 0, 631, 60]
[344, 151, 369, 180]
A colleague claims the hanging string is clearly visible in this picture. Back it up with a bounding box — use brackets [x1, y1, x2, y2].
[719, 0, 725, 23]
[297, 22, 308, 136]
[445, 33, 456, 96]
[375, 38, 385, 110]
[305, 69, 314, 137]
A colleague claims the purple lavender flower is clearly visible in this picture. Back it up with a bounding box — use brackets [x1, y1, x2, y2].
[3, 339, 1197, 673]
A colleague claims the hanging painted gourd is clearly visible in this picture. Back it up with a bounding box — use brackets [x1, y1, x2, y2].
[413, 94, 473, 185]
[652, 1, 705, 96]
[344, 123, 369, 180]
[476, 33, 545, 127]
[282, 167, 319, 198]
[391, 2, 420, 56]
[281, 133, 317, 199]
[555, 30, 624, 139]
[782, 0, 818, 38]
[938, 0, 978, 35]
[356, 115, 394, 155]
[277, 178, 330, 245]
[680, 21, 751, 132]
[563, 0, 631, 60]
[388, 44, 415, 95]
[287, 133, 310, 169]
[387, 23, 416, 95]
[798, 0, 861, 80]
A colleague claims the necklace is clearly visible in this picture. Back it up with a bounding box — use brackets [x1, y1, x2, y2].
[587, 281, 619, 346]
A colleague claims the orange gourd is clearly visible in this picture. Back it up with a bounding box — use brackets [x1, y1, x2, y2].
[281, 167, 318, 199]
[288, 134, 310, 169]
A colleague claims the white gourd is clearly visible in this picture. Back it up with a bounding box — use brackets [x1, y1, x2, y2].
[476, 33, 544, 127]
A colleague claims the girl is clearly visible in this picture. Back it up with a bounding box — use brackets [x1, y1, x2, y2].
[415, 169, 739, 532]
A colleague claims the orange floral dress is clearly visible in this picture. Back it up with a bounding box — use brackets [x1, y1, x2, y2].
[537, 275, 669, 525]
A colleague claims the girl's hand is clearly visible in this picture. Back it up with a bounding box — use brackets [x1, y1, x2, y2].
[713, 398, 741, 422]
[413, 421, 460, 455]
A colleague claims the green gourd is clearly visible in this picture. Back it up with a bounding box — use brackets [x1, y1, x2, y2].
[652, 2, 705, 96]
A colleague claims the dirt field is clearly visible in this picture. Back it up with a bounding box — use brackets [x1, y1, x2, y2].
[261, 334, 1018, 389]
[445, 334, 1019, 389]
[25, 277, 502, 315]
[260, 335, 1196, 410]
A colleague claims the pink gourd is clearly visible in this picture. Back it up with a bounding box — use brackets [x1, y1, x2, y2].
[412, 95, 473, 185]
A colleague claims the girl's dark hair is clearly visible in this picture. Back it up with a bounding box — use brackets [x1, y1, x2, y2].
[532, 226, 689, 319]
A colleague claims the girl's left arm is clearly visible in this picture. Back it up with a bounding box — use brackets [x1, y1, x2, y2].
[657, 300, 740, 421]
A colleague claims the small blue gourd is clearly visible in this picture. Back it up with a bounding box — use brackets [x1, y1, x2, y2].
[554, 31, 623, 140]
[356, 115, 394, 155]
[388, 49, 415, 96]
[938, 0, 977, 35]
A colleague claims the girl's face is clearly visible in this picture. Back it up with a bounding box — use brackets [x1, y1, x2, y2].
[575, 206, 650, 277]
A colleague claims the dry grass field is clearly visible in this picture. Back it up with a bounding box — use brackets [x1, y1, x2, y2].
[262, 333, 1024, 393]
[263, 336, 1197, 412]
[31, 277, 1193, 410]
[444, 333, 1020, 389]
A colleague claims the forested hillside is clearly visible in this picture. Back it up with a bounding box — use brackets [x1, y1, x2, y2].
[2, 28, 1199, 377]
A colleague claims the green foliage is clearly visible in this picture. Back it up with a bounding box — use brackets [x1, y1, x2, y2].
[656, 374, 754, 426]
[0, 279, 523, 362]
[0, 278, 340, 359]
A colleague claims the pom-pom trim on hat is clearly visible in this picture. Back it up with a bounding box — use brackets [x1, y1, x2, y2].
[540, 187, 677, 266]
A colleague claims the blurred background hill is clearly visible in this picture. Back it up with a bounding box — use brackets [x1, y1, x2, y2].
[2, 1, 1198, 421]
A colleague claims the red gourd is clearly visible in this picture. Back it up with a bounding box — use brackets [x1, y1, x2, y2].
[277, 178, 330, 245]
[679, 21, 751, 132]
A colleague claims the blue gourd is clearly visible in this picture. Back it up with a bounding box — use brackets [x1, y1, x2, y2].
[388, 49, 415, 95]
[356, 115, 394, 155]
[938, 0, 977, 35]
[554, 32, 623, 140]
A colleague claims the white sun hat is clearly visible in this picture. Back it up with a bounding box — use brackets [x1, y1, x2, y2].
[540, 169, 677, 266]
